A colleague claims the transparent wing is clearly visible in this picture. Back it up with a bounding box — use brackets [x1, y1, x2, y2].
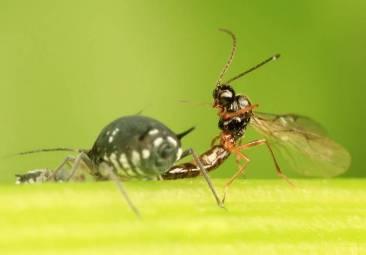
[250, 112, 351, 177]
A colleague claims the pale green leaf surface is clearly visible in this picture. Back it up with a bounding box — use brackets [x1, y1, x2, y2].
[1, 179, 365, 255]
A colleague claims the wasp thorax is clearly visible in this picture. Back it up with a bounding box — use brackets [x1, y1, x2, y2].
[213, 85, 236, 108]
[217, 94, 252, 140]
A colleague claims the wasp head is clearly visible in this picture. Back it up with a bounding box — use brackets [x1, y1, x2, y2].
[213, 84, 236, 109]
[213, 84, 252, 113]
[214, 85, 253, 140]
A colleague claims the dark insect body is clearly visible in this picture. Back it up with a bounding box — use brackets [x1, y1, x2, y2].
[16, 115, 222, 217]
[163, 29, 351, 202]
[88, 115, 186, 180]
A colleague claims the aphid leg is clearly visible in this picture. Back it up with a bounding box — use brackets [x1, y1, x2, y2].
[51, 156, 76, 181]
[104, 167, 141, 218]
[66, 152, 94, 181]
[235, 139, 295, 187]
[183, 148, 224, 208]
[222, 150, 250, 203]
[178, 149, 192, 160]
[66, 152, 141, 217]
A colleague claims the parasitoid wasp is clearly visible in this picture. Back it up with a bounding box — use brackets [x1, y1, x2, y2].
[163, 29, 351, 203]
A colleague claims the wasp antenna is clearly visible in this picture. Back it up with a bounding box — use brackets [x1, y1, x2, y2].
[224, 54, 281, 84]
[177, 127, 195, 140]
[216, 28, 237, 87]
[7, 147, 83, 158]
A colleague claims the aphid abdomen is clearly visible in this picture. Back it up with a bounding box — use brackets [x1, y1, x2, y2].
[87, 115, 182, 179]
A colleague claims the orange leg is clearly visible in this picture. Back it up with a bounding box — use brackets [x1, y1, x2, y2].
[235, 139, 295, 187]
[220, 104, 258, 120]
[222, 151, 250, 203]
[211, 135, 220, 147]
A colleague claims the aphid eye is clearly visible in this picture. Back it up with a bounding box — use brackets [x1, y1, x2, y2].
[157, 143, 175, 159]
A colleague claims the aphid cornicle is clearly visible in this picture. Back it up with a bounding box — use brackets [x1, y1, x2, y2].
[16, 115, 222, 217]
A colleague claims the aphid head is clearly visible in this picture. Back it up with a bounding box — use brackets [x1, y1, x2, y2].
[153, 140, 179, 168]
[213, 84, 236, 108]
[143, 126, 195, 174]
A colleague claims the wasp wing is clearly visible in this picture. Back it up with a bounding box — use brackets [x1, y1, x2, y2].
[250, 112, 351, 177]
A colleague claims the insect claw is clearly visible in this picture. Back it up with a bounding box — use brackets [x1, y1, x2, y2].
[278, 172, 297, 188]
[221, 186, 229, 205]
[221, 198, 226, 206]
[219, 203, 227, 211]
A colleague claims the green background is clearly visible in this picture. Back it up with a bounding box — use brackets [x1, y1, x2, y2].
[0, 2, 365, 254]
[0, 0, 364, 183]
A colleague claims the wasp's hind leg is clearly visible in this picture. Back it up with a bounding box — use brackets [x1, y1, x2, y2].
[180, 148, 224, 208]
[222, 149, 250, 204]
[234, 139, 295, 186]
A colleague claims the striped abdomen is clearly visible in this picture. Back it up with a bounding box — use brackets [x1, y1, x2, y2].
[162, 145, 230, 180]
[88, 115, 183, 180]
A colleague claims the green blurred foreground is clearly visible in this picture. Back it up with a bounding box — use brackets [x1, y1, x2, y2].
[1, 179, 365, 255]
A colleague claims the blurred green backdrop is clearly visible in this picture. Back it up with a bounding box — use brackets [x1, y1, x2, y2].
[0, 0, 364, 183]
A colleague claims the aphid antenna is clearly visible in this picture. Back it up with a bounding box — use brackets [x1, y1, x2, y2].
[9, 147, 85, 157]
[224, 54, 280, 84]
[216, 28, 237, 87]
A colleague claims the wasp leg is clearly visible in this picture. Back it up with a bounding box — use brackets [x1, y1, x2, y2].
[220, 104, 258, 120]
[211, 135, 220, 147]
[182, 148, 224, 208]
[222, 150, 250, 203]
[235, 139, 295, 187]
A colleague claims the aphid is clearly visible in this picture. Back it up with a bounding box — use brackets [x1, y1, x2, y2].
[163, 29, 351, 203]
[15, 115, 222, 216]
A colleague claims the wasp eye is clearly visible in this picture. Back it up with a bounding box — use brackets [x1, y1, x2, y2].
[218, 90, 234, 106]
[220, 90, 233, 99]
[238, 96, 250, 108]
